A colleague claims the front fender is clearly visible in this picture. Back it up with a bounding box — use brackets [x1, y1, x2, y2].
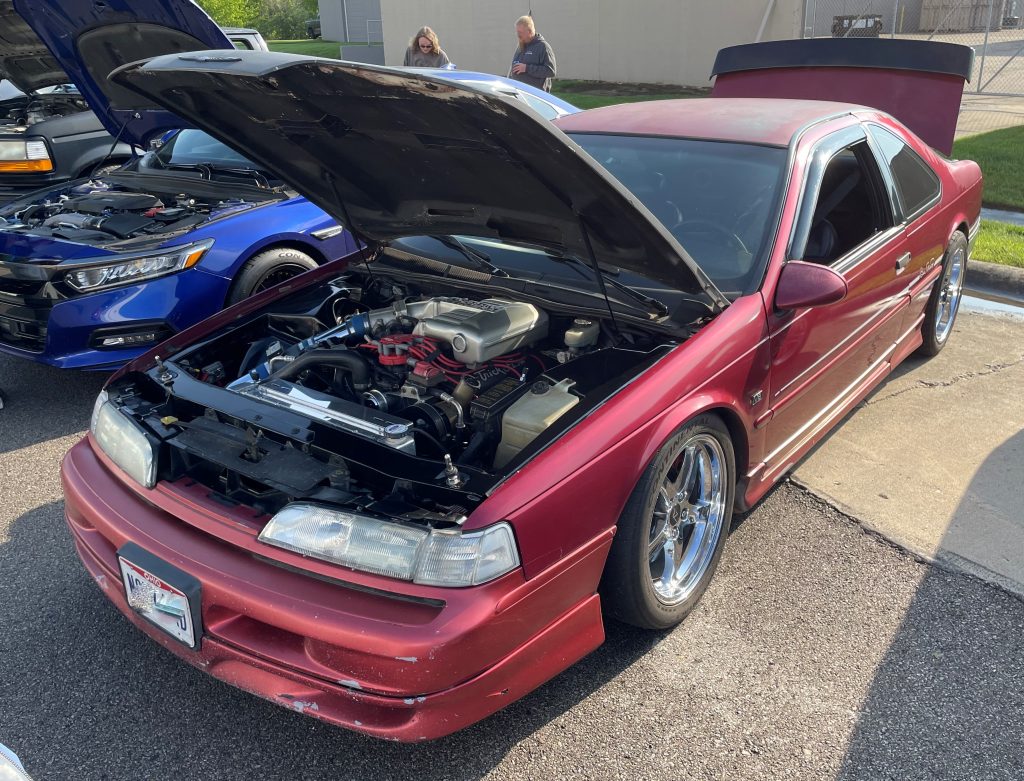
[473, 295, 771, 578]
[65, 139, 135, 178]
[193, 197, 350, 278]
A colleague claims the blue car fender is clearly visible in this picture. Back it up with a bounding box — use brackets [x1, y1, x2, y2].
[190, 195, 352, 281]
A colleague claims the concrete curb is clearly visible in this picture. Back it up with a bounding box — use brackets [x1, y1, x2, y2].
[966, 260, 1024, 302]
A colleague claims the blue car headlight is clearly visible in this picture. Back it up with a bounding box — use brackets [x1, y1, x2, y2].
[65, 239, 213, 293]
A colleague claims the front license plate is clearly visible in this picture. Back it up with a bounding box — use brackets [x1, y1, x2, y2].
[117, 542, 202, 649]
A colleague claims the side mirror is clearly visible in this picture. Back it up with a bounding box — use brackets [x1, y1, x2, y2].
[775, 260, 848, 310]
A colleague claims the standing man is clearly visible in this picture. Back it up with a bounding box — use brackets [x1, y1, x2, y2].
[509, 15, 556, 92]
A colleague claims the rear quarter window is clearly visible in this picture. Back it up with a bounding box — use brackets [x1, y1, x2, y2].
[868, 125, 940, 219]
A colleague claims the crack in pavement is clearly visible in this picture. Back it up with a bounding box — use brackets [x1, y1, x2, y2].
[863, 355, 1024, 406]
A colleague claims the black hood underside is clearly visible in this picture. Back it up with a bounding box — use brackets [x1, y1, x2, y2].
[109, 51, 726, 308]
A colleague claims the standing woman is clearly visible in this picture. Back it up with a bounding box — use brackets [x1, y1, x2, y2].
[403, 27, 451, 68]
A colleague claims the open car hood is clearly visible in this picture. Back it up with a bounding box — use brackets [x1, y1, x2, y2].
[110, 52, 727, 309]
[6, 0, 232, 146]
[0, 0, 69, 93]
[711, 38, 974, 155]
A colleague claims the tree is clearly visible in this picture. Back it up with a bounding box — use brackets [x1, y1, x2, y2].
[198, 0, 317, 39]
[196, 0, 260, 30]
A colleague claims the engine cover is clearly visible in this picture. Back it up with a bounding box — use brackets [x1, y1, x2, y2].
[412, 298, 548, 364]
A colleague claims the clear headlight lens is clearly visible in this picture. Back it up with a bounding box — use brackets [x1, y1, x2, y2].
[0, 138, 53, 171]
[415, 525, 520, 586]
[258, 503, 521, 587]
[90, 393, 156, 489]
[65, 240, 212, 293]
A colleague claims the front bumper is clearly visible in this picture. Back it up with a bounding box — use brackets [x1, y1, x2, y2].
[61, 438, 609, 740]
[0, 265, 229, 369]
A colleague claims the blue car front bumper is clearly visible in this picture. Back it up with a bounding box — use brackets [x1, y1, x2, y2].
[0, 266, 230, 370]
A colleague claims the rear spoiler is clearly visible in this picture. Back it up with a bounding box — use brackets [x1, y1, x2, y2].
[711, 38, 974, 155]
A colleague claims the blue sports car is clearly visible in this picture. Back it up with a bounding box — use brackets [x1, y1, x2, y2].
[0, 0, 576, 370]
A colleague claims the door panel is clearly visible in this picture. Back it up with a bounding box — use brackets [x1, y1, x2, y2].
[866, 123, 948, 333]
[763, 131, 910, 477]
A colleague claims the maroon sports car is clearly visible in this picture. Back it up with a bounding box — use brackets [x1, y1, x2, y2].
[61, 39, 981, 740]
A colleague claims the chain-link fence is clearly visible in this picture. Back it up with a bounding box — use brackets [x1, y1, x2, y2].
[803, 1, 1024, 134]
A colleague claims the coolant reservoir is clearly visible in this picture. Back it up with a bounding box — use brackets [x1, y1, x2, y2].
[493, 379, 579, 468]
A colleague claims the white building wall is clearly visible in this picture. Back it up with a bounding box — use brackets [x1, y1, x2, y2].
[319, 0, 383, 42]
[320, 0, 347, 41]
[380, 0, 804, 86]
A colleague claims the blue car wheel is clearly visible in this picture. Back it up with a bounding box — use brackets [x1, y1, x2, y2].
[227, 247, 320, 305]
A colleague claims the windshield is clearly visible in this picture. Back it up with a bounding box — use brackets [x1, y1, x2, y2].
[153, 129, 262, 170]
[568, 134, 787, 297]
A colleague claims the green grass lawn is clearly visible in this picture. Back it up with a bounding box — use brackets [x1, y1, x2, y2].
[552, 80, 705, 111]
[952, 126, 1024, 212]
[268, 39, 356, 58]
[973, 220, 1024, 268]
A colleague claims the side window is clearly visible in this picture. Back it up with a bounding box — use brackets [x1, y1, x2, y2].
[232, 38, 254, 50]
[868, 125, 941, 219]
[801, 141, 893, 265]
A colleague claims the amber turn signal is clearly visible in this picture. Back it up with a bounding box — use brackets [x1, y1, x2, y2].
[0, 158, 54, 172]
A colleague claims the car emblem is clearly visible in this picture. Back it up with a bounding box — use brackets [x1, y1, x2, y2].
[178, 55, 243, 63]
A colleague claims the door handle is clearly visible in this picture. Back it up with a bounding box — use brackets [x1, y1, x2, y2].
[895, 252, 911, 274]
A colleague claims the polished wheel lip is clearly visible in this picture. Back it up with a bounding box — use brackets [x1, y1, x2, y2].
[935, 245, 965, 344]
[647, 433, 727, 606]
[253, 263, 310, 293]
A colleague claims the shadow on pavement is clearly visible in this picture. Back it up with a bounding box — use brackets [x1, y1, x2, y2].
[0, 499, 665, 781]
[838, 431, 1024, 780]
[0, 357, 105, 454]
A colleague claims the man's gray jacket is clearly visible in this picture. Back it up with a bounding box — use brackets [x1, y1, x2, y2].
[510, 34, 556, 92]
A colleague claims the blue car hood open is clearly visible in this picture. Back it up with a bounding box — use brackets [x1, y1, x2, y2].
[5, 0, 232, 147]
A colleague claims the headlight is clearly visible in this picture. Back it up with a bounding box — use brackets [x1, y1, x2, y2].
[258, 503, 521, 587]
[90, 393, 157, 489]
[0, 138, 53, 172]
[65, 240, 212, 293]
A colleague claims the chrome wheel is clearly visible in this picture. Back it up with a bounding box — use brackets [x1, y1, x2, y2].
[648, 434, 727, 605]
[935, 245, 965, 344]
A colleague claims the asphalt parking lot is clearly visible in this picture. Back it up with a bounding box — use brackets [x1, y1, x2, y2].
[1, 312, 1023, 780]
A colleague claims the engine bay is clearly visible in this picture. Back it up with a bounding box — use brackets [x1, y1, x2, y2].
[0, 180, 268, 244]
[0, 89, 89, 131]
[108, 267, 675, 523]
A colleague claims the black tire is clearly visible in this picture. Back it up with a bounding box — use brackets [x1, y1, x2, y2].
[918, 231, 968, 357]
[227, 248, 319, 305]
[600, 414, 735, 630]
